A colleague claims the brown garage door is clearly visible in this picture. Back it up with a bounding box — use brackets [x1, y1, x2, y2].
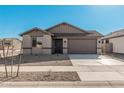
[68, 39, 97, 54]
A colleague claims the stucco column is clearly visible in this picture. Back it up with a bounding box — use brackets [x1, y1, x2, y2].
[97, 38, 102, 54]
[22, 35, 32, 55]
[63, 38, 68, 54]
[42, 35, 52, 54]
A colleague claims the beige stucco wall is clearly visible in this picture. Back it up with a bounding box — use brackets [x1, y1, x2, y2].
[22, 34, 52, 55]
[23, 49, 31, 55]
[22, 35, 32, 55]
[63, 38, 68, 48]
[22, 35, 32, 48]
[97, 38, 102, 54]
[109, 36, 124, 53]
[63, 38, 68, 54]
[42, 49, 51, 54]
[32, 47, 42, 54]
[42, 35, 52, 54]
[42, 35, 52, 48]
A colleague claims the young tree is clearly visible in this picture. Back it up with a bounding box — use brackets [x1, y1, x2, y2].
[16, 41, 22, 77]
[2, 39, 8, 77]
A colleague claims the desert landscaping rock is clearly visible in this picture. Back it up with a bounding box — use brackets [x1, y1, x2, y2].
[0, 72, 80, 81]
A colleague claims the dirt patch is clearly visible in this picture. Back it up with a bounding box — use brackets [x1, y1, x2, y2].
[0, 72, 80, 81]
[0, 54, 72, 66]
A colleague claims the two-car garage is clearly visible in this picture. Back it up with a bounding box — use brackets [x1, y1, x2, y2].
[68, 39, 97, 54]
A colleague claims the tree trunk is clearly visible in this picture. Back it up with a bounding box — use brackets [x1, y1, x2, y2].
[2, 40, 8, 77]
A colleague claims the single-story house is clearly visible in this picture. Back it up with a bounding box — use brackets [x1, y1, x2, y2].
[0, 38, 21, 50]
[20, 22, 103, 55]
[102, 29, 124, 54]
[0, 38, 22, 57]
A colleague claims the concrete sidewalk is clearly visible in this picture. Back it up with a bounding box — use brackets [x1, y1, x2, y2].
[0, 65, 124, 72]
[1, 81, 124, 88]
[0, 81, 111, 88]
[0, 66, 91, 72]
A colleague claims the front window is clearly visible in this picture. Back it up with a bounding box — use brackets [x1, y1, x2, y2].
[32, 37, 37, 47]
[32, 37, 42, 47]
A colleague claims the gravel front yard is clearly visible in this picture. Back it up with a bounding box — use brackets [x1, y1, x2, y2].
[0, 54, 72, 66]
[0, 72, 80, 81]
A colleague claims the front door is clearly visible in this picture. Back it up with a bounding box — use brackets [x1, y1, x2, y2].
[54, 39, 63, 54]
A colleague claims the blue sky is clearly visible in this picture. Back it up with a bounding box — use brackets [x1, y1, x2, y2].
[0, 5, 124, 38]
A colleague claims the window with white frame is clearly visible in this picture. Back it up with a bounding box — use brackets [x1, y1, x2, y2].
[32, 37, 42, 47]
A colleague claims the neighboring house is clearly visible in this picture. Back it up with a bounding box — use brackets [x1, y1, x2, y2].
[20, 22, 103, 55]
[0, 38, 21, 50]
[101, 29, 124, 54]
[0, 38, 22, 57]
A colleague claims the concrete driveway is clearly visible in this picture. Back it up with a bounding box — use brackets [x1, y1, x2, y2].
[69, 54, 124, 87]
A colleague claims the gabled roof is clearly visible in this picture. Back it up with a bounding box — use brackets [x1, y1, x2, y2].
[20, 22, 103, 37]
[46, 22, 88, 34]
[102, 29, 124, 39]
[46, 22, 103, 37]
[20, 27, 53, 36]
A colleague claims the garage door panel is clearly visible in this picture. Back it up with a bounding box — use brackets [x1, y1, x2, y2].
[68, 39, 97, 54]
